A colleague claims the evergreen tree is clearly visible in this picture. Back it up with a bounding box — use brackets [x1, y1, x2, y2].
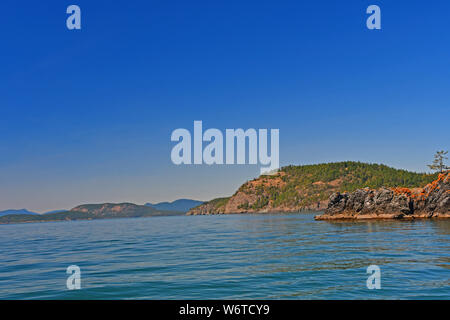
[428, 150, 449, 173]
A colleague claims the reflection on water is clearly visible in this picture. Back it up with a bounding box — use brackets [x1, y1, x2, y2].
[0, 213, 449, 299]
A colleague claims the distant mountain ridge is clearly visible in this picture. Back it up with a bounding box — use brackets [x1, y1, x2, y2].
[0, 209, 39, 217]
[145, 199, 204, 212]
[188, 162, 439, 215]
[43, 209, 66, 214]
[0, 203, 183, 224]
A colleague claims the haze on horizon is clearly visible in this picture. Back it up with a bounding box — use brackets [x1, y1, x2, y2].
[0, 1, 449, 212]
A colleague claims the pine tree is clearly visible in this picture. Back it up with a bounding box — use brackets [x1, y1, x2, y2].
[428, 150, 449, 173]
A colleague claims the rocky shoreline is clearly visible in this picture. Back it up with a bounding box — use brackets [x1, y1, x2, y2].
[315, 172, 450, 220]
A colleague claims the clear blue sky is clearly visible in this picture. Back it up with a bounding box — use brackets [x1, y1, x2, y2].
[0, 0, 449, 212]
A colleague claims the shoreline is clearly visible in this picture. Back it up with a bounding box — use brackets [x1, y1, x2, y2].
[314, 213, 450, 220]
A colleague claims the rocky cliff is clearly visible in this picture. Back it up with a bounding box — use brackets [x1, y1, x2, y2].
[315, 171, 450, 220]
[188, 162, 438, 215]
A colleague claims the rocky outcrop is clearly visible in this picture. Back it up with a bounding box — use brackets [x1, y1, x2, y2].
[315, 172, 450, 220]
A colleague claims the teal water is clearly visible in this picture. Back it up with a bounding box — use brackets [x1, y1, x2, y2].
[0, 213, 449, 299]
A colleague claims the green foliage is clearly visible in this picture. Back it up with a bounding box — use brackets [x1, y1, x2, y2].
[253, 161, 438, 209]
[207, 197, 231, 210]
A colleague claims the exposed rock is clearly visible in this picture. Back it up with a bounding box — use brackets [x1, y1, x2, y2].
[315, 172, 450, 220]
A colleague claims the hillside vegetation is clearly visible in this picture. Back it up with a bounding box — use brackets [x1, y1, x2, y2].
[188, 162, 438, 214]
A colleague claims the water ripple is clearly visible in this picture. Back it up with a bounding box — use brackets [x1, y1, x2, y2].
[0, 213, 449, 299]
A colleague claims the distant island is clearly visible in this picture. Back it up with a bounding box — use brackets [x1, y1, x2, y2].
[145, 199, 204, 212]
[188, 162, 441, 215]
[0, 209, 39, 217]
[0, 199, 198, 224]
[0, 198, 205, 225]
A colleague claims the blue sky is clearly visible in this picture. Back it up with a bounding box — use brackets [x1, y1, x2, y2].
[0, 0, 449, 212]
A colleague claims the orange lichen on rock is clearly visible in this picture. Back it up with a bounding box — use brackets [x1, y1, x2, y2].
[391, 187, 412, 196]
[421, 172, 449, 197]
[316, 171, 450, 220]
[393, 172, 450, 200]
[393, 172, 450, 202]
[247, 175, 286, 189]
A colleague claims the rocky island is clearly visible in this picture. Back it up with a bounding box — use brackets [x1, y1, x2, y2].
[188, 162, 440, 215]
[315, 171, 450, 220]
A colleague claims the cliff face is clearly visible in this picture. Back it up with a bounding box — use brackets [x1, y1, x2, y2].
[315, 171, 450, 220]
[187, 171, 336, 215]
[187, 162, 439, 215]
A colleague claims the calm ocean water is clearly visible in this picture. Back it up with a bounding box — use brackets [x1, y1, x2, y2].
[0, 213, 449, 299]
